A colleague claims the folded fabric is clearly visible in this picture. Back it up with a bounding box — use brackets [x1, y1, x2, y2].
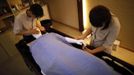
[65, 37, 84, 45]
[32, 28, 42, 39]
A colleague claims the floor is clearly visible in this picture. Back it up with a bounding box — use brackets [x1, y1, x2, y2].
[0, 53, 36, 75]
[0, 21, 134, 75]
[0, 29, 35, 75]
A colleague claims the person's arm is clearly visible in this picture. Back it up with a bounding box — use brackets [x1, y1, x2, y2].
[83, 46, 105, 54]
[16, 28, 40, 36]
[77, 27, 92, 39]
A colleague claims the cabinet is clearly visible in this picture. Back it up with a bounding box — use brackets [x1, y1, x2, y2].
[0, 0, 46, 31]
[0, 0, 32, 31]
[0, 0, 13, 19]
[0, 0, 12, 31]
[0, 0, 16, 32]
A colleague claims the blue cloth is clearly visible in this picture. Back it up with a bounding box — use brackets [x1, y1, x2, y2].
[29, 33, 120, 75]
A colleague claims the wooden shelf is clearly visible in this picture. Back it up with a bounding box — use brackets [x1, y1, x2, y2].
[0, 13, 13, 20]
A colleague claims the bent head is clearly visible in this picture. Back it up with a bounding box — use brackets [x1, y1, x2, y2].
[26, 4, 43, 19]
[89, 5, 111, 30]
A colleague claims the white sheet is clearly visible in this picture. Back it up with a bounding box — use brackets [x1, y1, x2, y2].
[29, 33, 120, 75]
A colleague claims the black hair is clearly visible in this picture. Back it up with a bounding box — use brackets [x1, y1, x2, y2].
[89, 5, 111, 30]
[29, 4, 43, 18]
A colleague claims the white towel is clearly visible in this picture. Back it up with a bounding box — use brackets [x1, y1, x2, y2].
[65, 37, 84, 45]
[32, 28, 42, 39]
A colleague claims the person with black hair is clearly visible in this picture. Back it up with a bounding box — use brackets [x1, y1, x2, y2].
[14, 4, 45, 43]
[77, 5, 120, 57]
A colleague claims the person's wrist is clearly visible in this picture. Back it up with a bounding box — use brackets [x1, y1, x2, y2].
[28, 29, 32, 33]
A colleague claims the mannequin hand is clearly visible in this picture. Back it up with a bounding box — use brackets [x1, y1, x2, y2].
[38, 26, 46, 31]
[30, 28, 40, 34]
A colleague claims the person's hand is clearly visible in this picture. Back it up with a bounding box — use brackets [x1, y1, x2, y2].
[30, 28, 40, 34]
[82, 46, 93, 54]
[38, 26, 46, 31]
[82, 46, 88, 51]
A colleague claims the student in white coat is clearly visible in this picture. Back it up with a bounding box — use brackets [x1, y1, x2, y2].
[77, 5, 121, 58]
[14, 4, 45, 43]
